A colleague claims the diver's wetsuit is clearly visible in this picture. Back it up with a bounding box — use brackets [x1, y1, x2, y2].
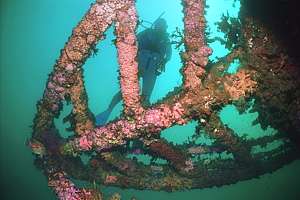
[137, 28, 172, 103]
[137, 28, 172, 74]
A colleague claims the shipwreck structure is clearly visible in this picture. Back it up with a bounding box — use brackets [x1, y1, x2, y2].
[29, 0, 300, 199]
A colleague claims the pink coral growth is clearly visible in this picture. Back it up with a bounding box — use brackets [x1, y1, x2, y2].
[145, 109, 163, 126]
[140, 103, 186, 132]
[172, 102, 186, 124]
[73, 102, 187, 151]
[65, 64, 75, 72]
[199, 46, 213, 57]
[115, 1, 143, 116]
[53, 72, 66, 85]
[183, 159, 194, 172]
[78, 135, 93, 150]
[183, 0, 209, 88]
[45, 73, 66, 104]
[104, 175, 118, 184]
[48, 172, 98, 200]
[48, 172, 81, 200]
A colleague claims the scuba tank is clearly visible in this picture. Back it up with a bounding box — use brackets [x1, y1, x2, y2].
[138, 12, 168, 75]
[138, 12, 166, 30]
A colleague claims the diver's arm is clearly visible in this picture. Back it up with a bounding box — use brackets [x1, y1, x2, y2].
[137, 29, 150, 50]
[160, 33, 172, 63]
[155, 36, 172, 74]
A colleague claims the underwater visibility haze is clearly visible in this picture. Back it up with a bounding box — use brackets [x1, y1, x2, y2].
[1, 0, 300, 199]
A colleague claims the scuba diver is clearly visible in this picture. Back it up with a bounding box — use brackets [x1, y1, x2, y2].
[95, 17, 172, 126]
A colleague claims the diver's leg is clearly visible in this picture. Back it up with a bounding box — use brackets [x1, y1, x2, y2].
[141, 58, 158, 105]
[108, 90, 122, 111]
[95, 91, 122, 125]
[137, 50, 150, 78]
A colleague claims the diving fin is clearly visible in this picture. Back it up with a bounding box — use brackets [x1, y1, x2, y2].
[95, 109, 111, 126]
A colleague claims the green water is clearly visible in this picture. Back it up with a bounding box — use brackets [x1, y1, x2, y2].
[1, 0, 300, 199]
